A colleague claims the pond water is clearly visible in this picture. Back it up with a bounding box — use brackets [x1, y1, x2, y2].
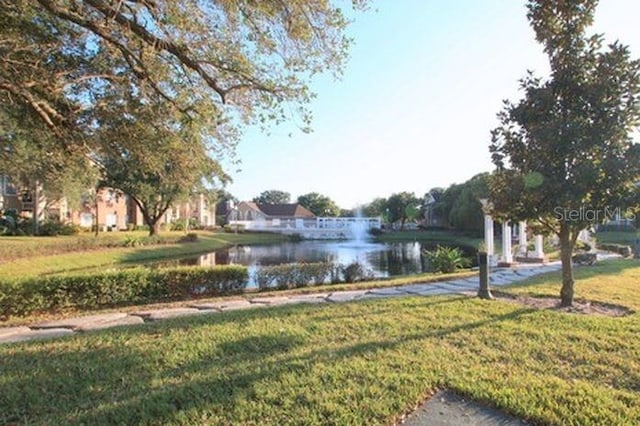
[152, 240, 477, 287]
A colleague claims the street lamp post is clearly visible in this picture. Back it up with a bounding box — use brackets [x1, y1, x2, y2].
[478, 198, 494, 300]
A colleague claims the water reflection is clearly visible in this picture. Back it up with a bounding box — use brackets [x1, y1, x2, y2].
[155, 240, 476, 282]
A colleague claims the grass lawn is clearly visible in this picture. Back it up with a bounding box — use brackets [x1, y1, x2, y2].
[0, 232, 290, 279]
[1, 259, 639, 425]
[376, 229, 486, 250]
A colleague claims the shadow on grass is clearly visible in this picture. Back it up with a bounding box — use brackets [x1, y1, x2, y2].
[0, 298, 536, 425]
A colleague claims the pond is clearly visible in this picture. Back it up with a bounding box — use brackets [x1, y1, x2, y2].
[151, 239, 477, 287]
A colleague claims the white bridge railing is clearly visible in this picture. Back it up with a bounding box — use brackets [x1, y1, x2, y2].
[229, 216, 381, 239]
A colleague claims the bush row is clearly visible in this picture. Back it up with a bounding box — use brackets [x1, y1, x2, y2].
[254, 261, 374, 290]
[596, 243, 633, 257]
[0, 265, 248, 319]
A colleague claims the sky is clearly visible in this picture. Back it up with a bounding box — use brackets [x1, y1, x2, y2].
[225, 0, 640, 209]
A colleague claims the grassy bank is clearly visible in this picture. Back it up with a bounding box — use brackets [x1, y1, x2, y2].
[0, 232, 291, 279]
[1, 259, 638, 425]
[376, 230, 484, 249]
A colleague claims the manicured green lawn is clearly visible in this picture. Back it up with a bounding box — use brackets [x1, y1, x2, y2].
[0, 232, 290, 279]
[376, 230, 489, 251]
[1, 259, 639, 425]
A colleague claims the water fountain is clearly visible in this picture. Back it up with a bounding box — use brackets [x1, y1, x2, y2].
[348, 216, 370, 245]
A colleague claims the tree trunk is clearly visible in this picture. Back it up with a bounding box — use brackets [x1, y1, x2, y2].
[94, 196, 99, 237]
[558, 225, 575, 307]
[148, 219, 161, 236]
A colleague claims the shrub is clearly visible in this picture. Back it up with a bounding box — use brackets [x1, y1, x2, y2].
[0, 265, 249, 319]
[224, 224, 245, 233]
[423, 245, 471, 273]
[254, 262, 334, 290]
[178, 233, 199, 243]
[368, 228, 383, 237]
[170, 218, 202, 232]
[340, 261, 374, 283]
[597, 243, 633, 257]
[38, 221, 81, 236]
[0, 212, 19, 236]
[575, 240, 592, 252]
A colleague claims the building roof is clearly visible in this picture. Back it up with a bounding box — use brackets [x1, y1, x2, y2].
[256, 203, 315, 218]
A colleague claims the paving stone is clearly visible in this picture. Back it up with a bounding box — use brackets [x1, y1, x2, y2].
[434, 283, 474, 293]
[366, 287, 408, 296]
[287, 293, 329, 304]
[75, 315, 144, 332]
[416, 286, 455, 295]
[535, 266, 561, 273]
[221, 300, 259, 311]
[188, 302, 224, 310]
[0, 326, 31, 338]
[0, 328, 74, 344]
[189, 299, 258, 311]
[495, 272, 527, 281]
[396, 284, 441, 294]
[326, 290, 368, 303]
[488, 276, 513, 286]
[132, 307, 203, 321]
[445, 280, 478, 289]
[249, 296, 298, 306]
[514, 269, 539, 277]
[33, 313, 130, 330]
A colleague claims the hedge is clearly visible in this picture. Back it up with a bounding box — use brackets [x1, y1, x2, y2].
[253, 261, 374, 291]
[0, 265, 248, 319]
[254, 262, 335, 290]
[596, 243, 633, 257]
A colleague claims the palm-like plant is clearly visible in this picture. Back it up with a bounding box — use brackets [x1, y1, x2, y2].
[423, 245, 471, 273]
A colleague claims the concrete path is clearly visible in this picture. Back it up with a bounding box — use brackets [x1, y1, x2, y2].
[0, 260, 576, 345]
[402, 390, 529, 425]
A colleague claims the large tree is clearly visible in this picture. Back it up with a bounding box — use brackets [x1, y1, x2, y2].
[386, 192, 420, 230]
[0, 106, 99, 232]
[1, 0, 365, 149]
[297, 192, 340, 216]
[489, 0, 640, 306]
[361, 197, 387, 219]
[253, 190, 291, 205]
[447, 173, 489, 234]
[96, 98, 227, 236]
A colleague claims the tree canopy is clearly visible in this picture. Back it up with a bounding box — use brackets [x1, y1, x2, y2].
[386, 192, 420, 229]
[96, 98, 227, 235]
[297, 192, 340, 216]
[253, 190, 291, 205]
[489, 0, 640, 306]
[1, 0, 366, 230]
[1, 0, 365, 147]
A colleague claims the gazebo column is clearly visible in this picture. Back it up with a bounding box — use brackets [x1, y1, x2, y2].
[502, 221, 513, 264]
[534, 235, 544, 259]
[518, 221, 527, 256]
[484, 213, 494, 258]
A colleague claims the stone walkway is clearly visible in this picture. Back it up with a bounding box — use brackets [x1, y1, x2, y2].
[0, 260, 572, 345]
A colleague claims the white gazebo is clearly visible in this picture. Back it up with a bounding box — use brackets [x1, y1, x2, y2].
[479, 199, 546, 266]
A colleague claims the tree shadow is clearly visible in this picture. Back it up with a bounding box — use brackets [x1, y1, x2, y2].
[0, 302, 537, 425]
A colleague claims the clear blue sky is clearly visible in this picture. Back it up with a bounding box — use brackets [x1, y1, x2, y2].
[226, 0, 640, 209]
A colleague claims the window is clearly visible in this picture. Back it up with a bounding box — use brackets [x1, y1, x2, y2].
[80, 213, 93, 227]
[4, 177, 17, 195]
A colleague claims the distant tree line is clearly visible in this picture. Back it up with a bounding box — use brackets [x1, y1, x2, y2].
[242, 173, 490, 234]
